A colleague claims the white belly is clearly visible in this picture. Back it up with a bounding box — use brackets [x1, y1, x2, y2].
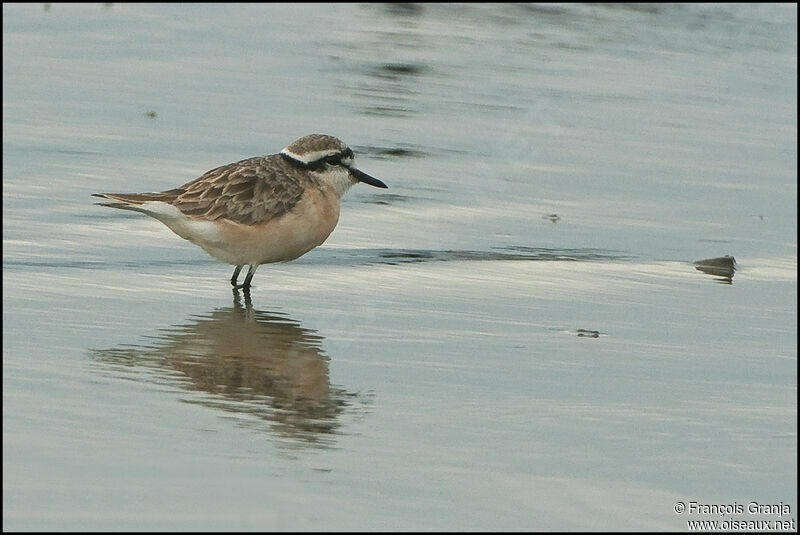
[139, 188, 341, 266]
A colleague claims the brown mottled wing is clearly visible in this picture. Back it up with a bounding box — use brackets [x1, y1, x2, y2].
[172, 156, 306, 225]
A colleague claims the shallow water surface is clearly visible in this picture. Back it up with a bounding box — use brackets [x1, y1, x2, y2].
[3, 3, 797, 531]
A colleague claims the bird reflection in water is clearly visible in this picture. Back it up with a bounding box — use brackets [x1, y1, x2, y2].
[91, 289, 369, 449]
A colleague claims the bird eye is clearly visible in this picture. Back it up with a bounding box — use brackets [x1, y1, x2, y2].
[324, 155, 342, 166]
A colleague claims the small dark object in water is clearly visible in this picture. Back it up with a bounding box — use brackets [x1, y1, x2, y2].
[542, 214, 560, 223]
[144, 111, 157, 119]
[377, 148, 425, 158]
[576, 329, 599, 338]
[693, 255, 736, 282]
[381, 63, 425, 76]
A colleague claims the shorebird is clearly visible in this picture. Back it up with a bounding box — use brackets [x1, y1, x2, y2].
[93, 134, 387, 289]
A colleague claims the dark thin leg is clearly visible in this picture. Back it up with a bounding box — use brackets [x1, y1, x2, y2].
[233, 264, 258, 290]
[230, 265, 243, 287]
[241, 264, 258, 289]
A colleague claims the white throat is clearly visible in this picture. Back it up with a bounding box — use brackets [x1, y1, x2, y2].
[316, 165, 356, 198]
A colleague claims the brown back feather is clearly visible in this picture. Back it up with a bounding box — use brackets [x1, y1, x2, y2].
[172, 156, 306, 225]
[94, 156, 308, 225]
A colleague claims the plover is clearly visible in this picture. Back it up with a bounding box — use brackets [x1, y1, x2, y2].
[93, 134, 387, 289]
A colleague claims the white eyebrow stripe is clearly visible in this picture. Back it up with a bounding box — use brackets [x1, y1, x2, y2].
[280, 148, 342, 165]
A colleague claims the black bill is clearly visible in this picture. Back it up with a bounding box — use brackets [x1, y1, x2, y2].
[350, 167, 388, 188]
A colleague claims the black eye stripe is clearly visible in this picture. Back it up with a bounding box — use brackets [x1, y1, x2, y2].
[281, 151, 351, 170]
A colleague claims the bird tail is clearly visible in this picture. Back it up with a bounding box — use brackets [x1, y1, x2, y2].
[92, 189, 184, 212]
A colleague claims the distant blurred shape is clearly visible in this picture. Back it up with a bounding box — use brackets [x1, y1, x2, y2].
[378, 63, 428, 78]
[381, 3, 423, 17]
[693, 255, 736, 284]
[576, 329, 600, 338]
